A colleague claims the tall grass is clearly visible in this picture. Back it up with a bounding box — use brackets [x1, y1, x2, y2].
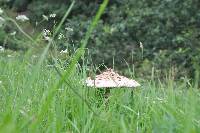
[0, 54, 200, 132]
[1, 0, 200, 132]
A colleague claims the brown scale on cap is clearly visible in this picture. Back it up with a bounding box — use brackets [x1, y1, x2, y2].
[86, 68, 140, 88]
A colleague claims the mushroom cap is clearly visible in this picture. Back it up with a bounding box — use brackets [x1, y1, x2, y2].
[86, 68, 140, 88]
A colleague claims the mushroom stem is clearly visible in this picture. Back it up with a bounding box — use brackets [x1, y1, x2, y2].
[104, 88, 111, 106]
[96, 88, 111, 106]
[96, 88, 111, 99]
[104, 88, 111, 99]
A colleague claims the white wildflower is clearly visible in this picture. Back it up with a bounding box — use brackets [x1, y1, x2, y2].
[49, 13, 56, 18]
[156, 97, 164, 101]
[19, 109, 28, 117]
[110, 27, 116, 33]
[42, 15, 48, 21]
[44, 36, 52, 41]
[58, 33, 65, 40]
[0, 46, 5, 52]
[7, 55, 13, 57]
[10, 31, 16, 36]
[42, 29, 52, 41]
[16, 15, 29, 22]
[0, 8, 3, 15]
[65, 27, 73, 32]
[0, 16, 5, 27]
[43, 29, 50, 36]
[32, 55, 37, 58]
[60, 49, 68, 54]
[0, 81, 2, 84]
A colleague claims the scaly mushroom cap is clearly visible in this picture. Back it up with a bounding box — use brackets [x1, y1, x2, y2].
[86, 68, 140, 88]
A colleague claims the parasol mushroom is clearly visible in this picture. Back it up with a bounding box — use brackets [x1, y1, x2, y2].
[85, 68, 140, 101]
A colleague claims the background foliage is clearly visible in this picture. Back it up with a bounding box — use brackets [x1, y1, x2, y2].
[1, 0, 200, 78]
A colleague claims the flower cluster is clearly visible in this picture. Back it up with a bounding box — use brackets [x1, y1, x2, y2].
[49, 13, 56, 18]
[0, 46, 5, 52]
[43, 29, 52, 41]
[0, 8, 3, 15]
[65, 27, 73, 32]
[58, 33, 65, 40]
[16, 15, 29, 22]
[42, 13, 56, 21]
[60, 49, 68, 54]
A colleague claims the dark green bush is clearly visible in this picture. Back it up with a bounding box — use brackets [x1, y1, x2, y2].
[2, 0, 200, 78]
[0, 27, 29, 51]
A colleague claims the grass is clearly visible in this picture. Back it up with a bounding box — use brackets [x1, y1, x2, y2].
[0, 53, 200, 133]
[1, 0, 200, 132]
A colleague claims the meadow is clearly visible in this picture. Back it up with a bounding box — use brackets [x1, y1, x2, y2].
[1, 51, 200, 133]
[1, 0, 200, 132]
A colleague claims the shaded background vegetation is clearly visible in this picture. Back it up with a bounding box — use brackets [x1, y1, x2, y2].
[0, 0, 200, 79]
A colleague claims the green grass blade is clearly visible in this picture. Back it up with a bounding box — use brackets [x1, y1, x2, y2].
[30, 0, 109, 130]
